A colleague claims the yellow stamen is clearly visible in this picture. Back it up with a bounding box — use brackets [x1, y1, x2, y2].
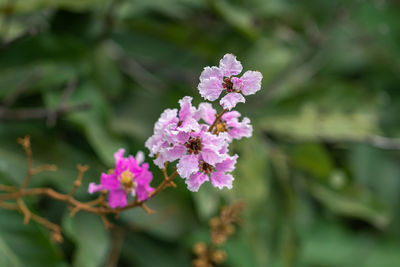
[214, 121, 228, 135]
[120, 170, 135, 188]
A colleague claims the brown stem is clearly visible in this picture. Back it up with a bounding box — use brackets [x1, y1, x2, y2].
[17, 135, 33, 189]
[208, 109, 228, 132]
[68, 164, 89, 196]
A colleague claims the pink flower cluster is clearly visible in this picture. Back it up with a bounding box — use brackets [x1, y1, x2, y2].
[89, 53, 262, 207]
[88, 149, 154, 208]
[145, 54, 260, 191]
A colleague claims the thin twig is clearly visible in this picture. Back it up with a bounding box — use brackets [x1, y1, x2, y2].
[18, 135, 33, 189]
[47, 78, 78, 126]
[105, 227, 125, 267]
[17, 198, 31, 224]
[68, 164, 89, 196]
[208, 109, 228, 132]
[0, 184, 16, 192]
[1, 70, 43, 108]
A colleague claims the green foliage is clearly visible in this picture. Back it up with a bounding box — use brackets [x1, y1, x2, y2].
[1, 0, 400, 266]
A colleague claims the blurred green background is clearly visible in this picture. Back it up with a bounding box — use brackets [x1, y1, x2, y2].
[1, 0, 400, 266]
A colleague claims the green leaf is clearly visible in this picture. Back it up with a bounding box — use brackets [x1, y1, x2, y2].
[308, 183, 389, 228]
[0, 236, 24, 267]
[259, 104, 381, 141]
[289, 144, 333, 180]
[119, 188, 195, 241]
[211, 0, 258, 39]
[192, 181, 220, 221]
[63, 212, 110, 267]
[0, 210, 66, 267]
[0, 0, 109, 12]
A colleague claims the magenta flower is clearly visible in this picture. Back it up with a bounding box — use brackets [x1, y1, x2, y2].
[198, 103, 253, 141]
[185, 154, 238, 192]
[198, 53, 263, 110]
[88, 149, 154, 208]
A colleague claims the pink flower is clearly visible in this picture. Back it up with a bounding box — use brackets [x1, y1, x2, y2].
[174, 128, 229, 179]
[185, 154, 238, 192]
[151, 122, 229, 176]
[145, 97, 199, 159]
[145, 97, 201, 169]
[198, 54, 263, 110]
[197, 103, 253, 141]
[88, 149, 154, 208]
[145, 108, 179, 158]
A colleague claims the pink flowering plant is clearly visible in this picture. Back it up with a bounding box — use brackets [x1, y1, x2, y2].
[0, 53, 262, 242]
[144, 53, 261, 193]
[88, 149, 154, 208]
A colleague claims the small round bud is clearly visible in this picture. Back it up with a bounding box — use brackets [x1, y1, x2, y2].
[51, 232, 63, 243]
[211, 233, 226, 245]
[193, 242, 207, 256]
[192, 258, 209, 267]
[209, 217, 221, 228]
[211, 250, 227, 264]
[225, 223, 235, 235]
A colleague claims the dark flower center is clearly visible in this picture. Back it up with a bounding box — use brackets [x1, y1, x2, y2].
[185, 137, 202, 154]
[199, 161, 214, 174]
[223, 77, 234, 93]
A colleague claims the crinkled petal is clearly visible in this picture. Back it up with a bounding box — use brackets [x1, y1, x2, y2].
[135, 151, 145, 164]
[200, 66, 222, 81]
[135, 167, 154, 201]
[201, 148, 225, 165]
[220, 92, 245, 110]
[215, 154, 238, 172]
[198, 102, 217, 125]
[178, 96, 194, 122]
[164, 145, 186, 162]
[240, 70, 263, 95]
[221, 110, 241, 123]
[228, 117, 253, 140]
[153, 152, 168, 169]
[231, 76, 242, 90]
[202, 132, 228, 151]
[198, 77, 223, 101]
[186, 172, 209, 192]
[100, 173, 120, 191]
[177, 154, 199, 178]
[145, 135, 161, 157]
[178, 118, 200, 133]
[114, 148, 125, 162]
[219, 54, 243, 77]
[136, 184, 154, 201]
[127, 156, 141, 174]
[88, 183, 104, 194]
[154, 108, 179, 134]
[210, 172, 234, 190]
[108, 189, 127, 208]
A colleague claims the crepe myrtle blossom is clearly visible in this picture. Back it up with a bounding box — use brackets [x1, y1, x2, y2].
[197, 102, 252, 141]
[174, 127, 229, 178]
[198, 53, 263, 110]
[88, 149, 154, 208]
[145, 96, 199, 160]
[186, 154, 238, 192]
